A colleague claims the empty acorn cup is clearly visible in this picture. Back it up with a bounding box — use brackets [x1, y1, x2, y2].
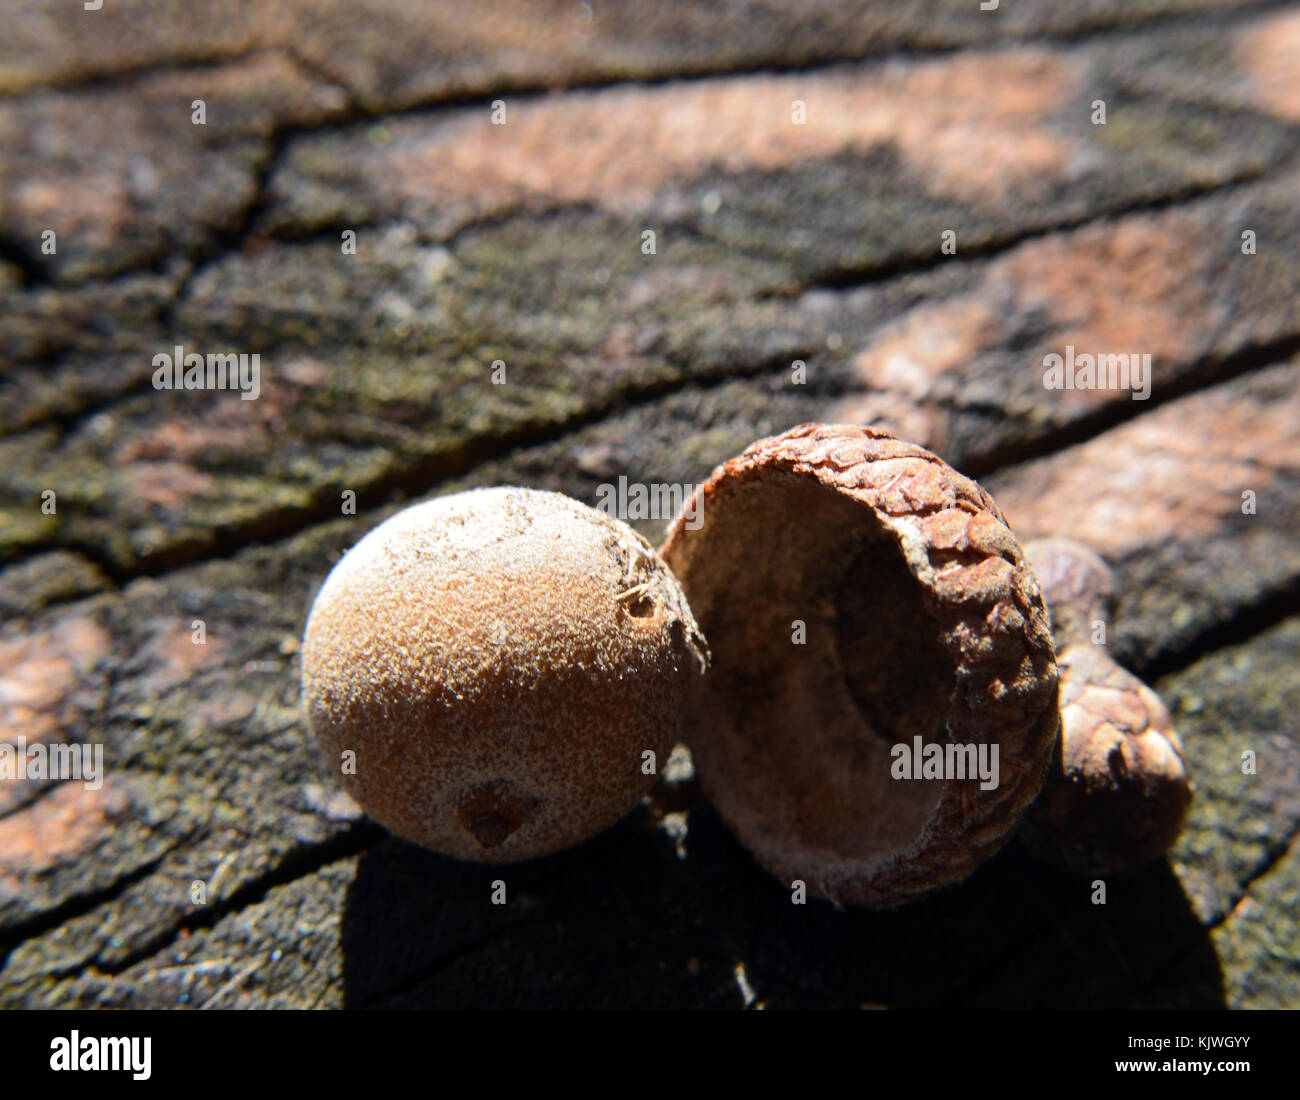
[661, 424, 1061, 908]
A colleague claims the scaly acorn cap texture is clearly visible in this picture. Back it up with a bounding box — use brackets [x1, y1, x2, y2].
[301, 486, 708, 863]
[661, 424, 1060, 908]
[1019, 538, 1193, 876]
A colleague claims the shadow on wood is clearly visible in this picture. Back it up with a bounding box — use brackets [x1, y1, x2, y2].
[339, 789, 1222, 1008]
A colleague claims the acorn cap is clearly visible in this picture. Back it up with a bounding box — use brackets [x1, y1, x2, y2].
[1019, 538, 1193, 876]
[1019, 644, 1193, 876]
[301, 486, 708, 863]
[661, 424, 1060, 907]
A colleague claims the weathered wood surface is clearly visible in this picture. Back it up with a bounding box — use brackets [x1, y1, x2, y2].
[1, 0, 1298, 1008]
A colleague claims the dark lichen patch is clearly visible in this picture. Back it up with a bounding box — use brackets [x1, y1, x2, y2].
[1208, 833, 1300, 1009]
[683, 150, 1008, 284]
[1090, 96, 1283, 189]
[0, 551, 112, 622]
[1158, 616, 1300, 927]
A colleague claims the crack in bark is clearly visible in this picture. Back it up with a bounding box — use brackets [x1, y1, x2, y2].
[1129, 815, 1300, 1003]
[3, 0, 1291, 105]
[5, 343, 808, 587]
[1205, 816, 1300, 935]
[0, 46, 293, 100]
[0, 851, 173, 967]
[0, 776, 67, 820]
[967, 332, 1300, 480]
[0, 233, 55, 289]
[1140, 584, 1300, 684]
[785, 164, 1288, 300]
[9, 0, 1298, 292]
[5, 323, 1299, 608]
[26, 822, 386, 982]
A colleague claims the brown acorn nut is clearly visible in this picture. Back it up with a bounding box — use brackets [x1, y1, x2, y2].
[1019, 538, 1193, 876]
[300, 486, 708, 862]
[661, 424, 1060, 908]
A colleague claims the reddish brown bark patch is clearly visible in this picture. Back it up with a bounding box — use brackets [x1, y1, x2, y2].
[1234, 9, 1300, 123]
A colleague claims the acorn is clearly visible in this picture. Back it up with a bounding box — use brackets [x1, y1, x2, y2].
[660, 424, 1060, 908]
[1018, 537, 1193, 876]
[300, 486, 708, 862]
